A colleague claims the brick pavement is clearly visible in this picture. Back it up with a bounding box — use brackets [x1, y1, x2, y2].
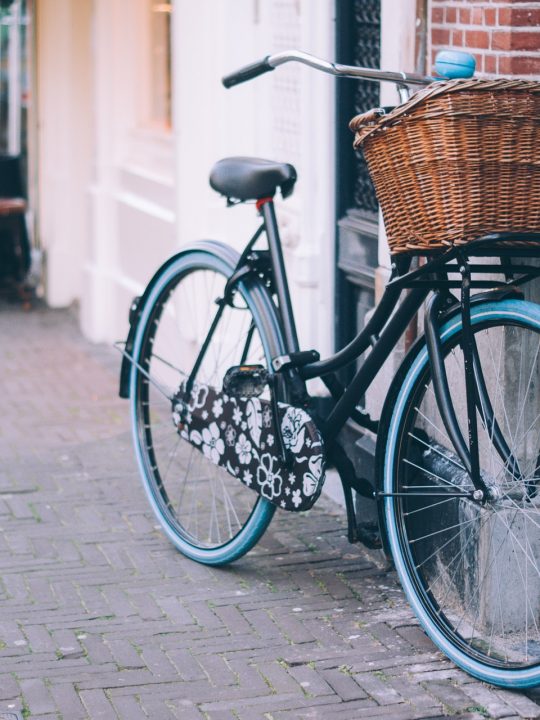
[0, 297, 538, 720]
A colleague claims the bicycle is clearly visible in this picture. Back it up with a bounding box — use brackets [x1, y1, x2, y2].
[118, 49, 540, 690]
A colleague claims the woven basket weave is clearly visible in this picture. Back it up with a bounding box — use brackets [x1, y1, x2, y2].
[349, 79, 540, 254]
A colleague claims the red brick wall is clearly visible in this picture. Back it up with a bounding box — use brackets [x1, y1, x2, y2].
[431, 1, 540, 77]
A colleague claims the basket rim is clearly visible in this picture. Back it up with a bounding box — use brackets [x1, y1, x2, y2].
[349, 77, 540, 147]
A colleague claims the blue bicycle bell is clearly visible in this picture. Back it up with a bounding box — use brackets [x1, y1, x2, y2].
[434, 50, 476, 79]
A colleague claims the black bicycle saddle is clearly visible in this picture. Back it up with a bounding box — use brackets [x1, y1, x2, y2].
[209, 157, 297, 201]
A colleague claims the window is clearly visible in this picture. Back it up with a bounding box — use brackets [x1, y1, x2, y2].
[149, 0, 172, 129]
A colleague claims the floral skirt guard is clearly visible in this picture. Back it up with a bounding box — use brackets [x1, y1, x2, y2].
[173, 382, 326, 512]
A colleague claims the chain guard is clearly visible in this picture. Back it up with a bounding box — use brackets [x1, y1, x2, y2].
[172, 381, 325, 512]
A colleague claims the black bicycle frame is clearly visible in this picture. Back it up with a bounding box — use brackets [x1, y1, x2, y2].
[244, 209, 540, 488]
[260, 200, 300, 354]
[185, 199, 540, 492]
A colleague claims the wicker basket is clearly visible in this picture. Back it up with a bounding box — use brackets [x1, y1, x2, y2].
[349, 79, 540, 254]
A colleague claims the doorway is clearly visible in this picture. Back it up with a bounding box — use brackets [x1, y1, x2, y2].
[335, 0, 381, 379]
[0, 0, 35, 281]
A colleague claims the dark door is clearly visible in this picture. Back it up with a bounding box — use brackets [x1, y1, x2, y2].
[335, 0, 381, 376]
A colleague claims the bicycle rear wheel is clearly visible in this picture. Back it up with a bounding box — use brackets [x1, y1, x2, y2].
[382, 299, 540, 688]
[129, 242, 285, 565]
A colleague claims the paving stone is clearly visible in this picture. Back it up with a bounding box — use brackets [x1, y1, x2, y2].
[106, 638, 145, 670]
[424, 679, 484, 713]
[267, 611, 318, 645]
[394, 624, 435, 652]
[139, 644, 178, 681]
[18, 678, 56, 716]
[110, 693, 150, 720]
[48, 683, 87, 720]
[213, 604, 253, 636]
[256, 659, 301, 695]
[197, 653, 238, 687]
[79, 688, 119, 719]
[0, 676, 20, 705]
[167, 699, 204, 719]
[242, 608, 279, 639]
[461, 682, 530, 719]
[166, 648, 207, 681]
[0, 298, 538, 719]
[494, 689, 540, 719]
[286, 663, 335, 697]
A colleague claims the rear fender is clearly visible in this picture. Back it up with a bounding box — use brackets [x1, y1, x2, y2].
[118, 240, 246, 399]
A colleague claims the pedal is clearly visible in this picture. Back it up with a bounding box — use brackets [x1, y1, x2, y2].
[223, 364, 269, 398]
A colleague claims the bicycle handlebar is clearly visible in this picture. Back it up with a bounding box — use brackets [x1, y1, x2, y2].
[222, 49, 477, 97]
[222, 55, 275, 88]
[222, 49, 434, 91]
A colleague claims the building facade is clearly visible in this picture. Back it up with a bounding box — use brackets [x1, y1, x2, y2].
[5, 0, 539, 372]
[32, 0, 420, 362]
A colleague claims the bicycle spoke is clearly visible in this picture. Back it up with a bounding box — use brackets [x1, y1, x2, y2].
[408, 428, 467, 472]
[403, 495, 458, 517]
[402, 456, 466, 490]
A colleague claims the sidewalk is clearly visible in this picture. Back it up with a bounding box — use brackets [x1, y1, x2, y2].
[0, 298, 538, 720]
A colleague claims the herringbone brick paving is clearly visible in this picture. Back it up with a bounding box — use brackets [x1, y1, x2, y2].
[0, 298, 538, 720]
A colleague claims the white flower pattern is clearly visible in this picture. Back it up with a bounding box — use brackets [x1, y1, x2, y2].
[175, 381, 324, 511]
[281, 408, 307, 454]
[302, 454, 323, 497]
[256, 454, 283, 500]
[199, 422, 225, 465]
[186, 382, 208, 411]
[224, 424, 236, 447]
[235, 433, 252, 465]
[212, 398, 223, 418]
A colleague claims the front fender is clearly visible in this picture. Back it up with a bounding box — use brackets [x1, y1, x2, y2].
[374, 286, 523, 557]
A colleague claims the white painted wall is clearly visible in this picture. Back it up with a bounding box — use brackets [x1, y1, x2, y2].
[37, 0, 417, 366]
[172, 0, 336, 367]
[37, 0, 93, 307]
[38, 0, 337, 354]
[82, 0, 177, 342]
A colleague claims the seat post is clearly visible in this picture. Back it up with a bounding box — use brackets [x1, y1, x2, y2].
[258, 198, 300, 354]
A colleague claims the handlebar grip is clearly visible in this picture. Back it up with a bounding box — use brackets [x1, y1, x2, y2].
[222, 56, 275, 88]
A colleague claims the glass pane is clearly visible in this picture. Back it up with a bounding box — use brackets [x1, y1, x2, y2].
[150, 0, 172, 129]
[0, 0, 31, 162]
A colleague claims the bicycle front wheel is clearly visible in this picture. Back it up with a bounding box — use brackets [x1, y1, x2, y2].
[382, 299, 540, 688]
[129, 242, 285, 565]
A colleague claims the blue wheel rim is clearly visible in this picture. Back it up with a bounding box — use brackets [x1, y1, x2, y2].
[129, 247, 282, 565]
[384, 300, 540, 688]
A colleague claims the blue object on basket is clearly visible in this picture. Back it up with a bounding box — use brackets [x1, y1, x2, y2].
[433, 50, 476, 79]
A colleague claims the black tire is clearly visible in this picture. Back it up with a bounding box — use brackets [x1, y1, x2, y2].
[380, 298, 540, 688]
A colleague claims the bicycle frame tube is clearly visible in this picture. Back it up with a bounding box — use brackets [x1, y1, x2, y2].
[322, 287, 429, 444]
[229, 226, 540, 453]
[302, 256, 411, 379]
[261, 201, 300, 354]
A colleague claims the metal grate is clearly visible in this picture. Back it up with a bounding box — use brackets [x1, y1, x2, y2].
[271, 0, 302, 167]
[352, 0, 380, 214]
